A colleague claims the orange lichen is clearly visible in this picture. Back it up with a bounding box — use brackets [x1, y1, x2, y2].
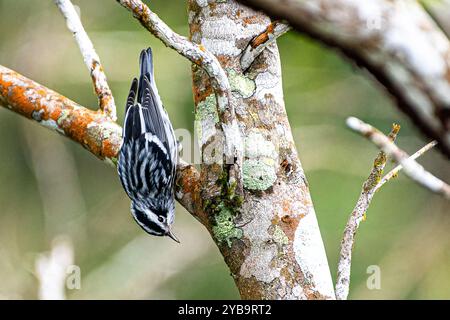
[279, 214, 300, 241]
[0, 65, 121, 161]
[250, 22, 275, 48]
[216, 55, 232, 68]
[282, 199, 291, 214]
[192, 85, 214, 105]
[280, 159, 293, 175]
[193, 57, 204, 66]
[189, 23, 201, 37]
[101, 136, 120, 159]
[391, 123, 401, 137]
[271, 216, 280, 225]
[208, 1, 217, 11]
[242, 15, 262, 26]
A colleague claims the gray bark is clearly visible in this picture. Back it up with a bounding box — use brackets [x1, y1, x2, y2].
[186, 0, 335, 299]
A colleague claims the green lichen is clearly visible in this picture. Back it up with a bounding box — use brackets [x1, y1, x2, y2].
[212, 203, 243, 247]
[194, 94, 219, 141]
[272, 225, 289, 246]
[195, 94, 219, 123]
[243, 159, 276, 191]
[207, 171, 244, 247]
[227, 69, 255, 99]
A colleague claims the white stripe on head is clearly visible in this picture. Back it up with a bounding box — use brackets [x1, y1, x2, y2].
[132, 202, 166, 231]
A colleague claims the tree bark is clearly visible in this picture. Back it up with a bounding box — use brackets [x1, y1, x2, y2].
[238, 0, 450, 158]
[186, 0, 335, 299]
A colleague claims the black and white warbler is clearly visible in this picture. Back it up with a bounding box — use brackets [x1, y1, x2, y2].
[117, 48, 179, 242]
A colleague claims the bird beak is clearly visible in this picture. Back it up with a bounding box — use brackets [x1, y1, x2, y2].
[167, 228, 180, 243]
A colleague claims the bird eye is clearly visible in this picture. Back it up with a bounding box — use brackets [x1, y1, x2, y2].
[158, 216, 165, 223]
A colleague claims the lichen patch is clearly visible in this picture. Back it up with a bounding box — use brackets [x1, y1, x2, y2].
[212, 203, 243, 247]
[244, 130, 278, 159]
[243, 159, 276, 191]
[194, 93, 219, 146]
[227, 68, 255, 98]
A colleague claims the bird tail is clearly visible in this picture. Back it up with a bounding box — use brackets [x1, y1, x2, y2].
[138, 48, 156, 102]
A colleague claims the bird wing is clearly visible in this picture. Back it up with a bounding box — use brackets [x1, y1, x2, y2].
[121, 48, 178, 185]
[137, 48, 178, 166]
[122, 78, 138, 142]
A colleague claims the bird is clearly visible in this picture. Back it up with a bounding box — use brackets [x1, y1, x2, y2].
[117, 48, 179, 243]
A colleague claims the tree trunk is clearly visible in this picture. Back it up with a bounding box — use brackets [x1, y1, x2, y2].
[187, 0, 335, 300]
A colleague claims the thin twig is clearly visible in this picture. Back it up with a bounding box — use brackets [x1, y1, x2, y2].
[116, 0, 243, 192]
[347, 117, 450, 199]
[335, 124, 400, 300]
[374, 140, 438, 192]
[241, 21, 291, 71]
[55, 0, 116, 120]
[336, 126, 438, 300]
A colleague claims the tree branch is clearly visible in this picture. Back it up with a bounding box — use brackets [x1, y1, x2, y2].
[237, 0, 450, 158]
[175, 160, 206, 225]
[336, 125, 438, 300]
[374, 140, 438, 192]
[240, 20, 291, 72]
[347, 117, 450, 199]
[0, 65, 200, 216]
[419, 0, 450, 39]
[336, 124, 399, 300]
[55, 0, 116, 121]
[116, 0, 244, 192]
[0, 65, 121, 164]
[116, 0, 230, 109]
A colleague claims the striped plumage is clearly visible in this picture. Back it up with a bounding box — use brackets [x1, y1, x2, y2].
[117, 48, 179, 242]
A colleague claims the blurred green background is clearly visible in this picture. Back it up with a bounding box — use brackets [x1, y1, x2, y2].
[0, 0, 449, 300]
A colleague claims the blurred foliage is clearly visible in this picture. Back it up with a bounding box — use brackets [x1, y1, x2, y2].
[0, 0, 449, 300]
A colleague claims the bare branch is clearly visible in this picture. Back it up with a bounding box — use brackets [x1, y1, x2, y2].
[55, 0, 116, 121]
[240, 20, 291, 71]
[336, 126, 437, 300]
[0, 65, 121, 164]
[419, 0, 450, 39]
[116, 0, 243, 193]
[335, 124, 400, 300]
[347, 117, 450, 199]
[0, 65, 200, 216]
[374, 140, 438, 192]
[116, 0, 230, 110]
[237, 0, 450, 158]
